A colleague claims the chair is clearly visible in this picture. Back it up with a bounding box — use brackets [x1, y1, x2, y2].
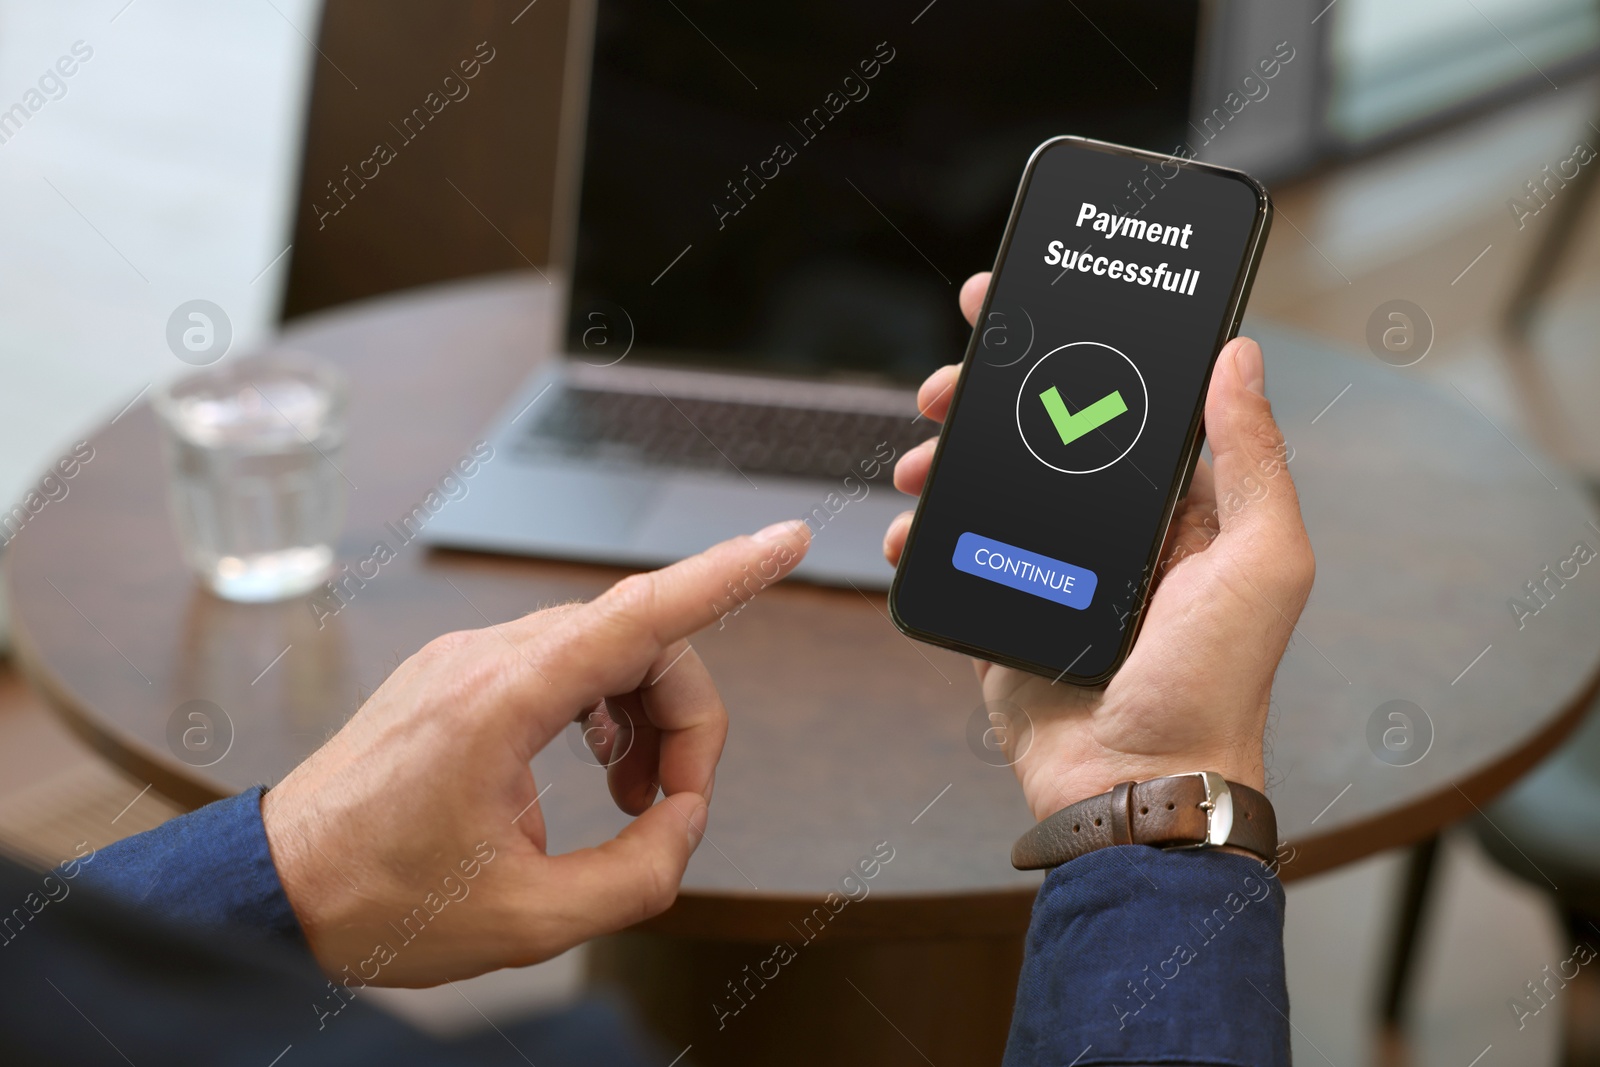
[1377, 75, 1600, 1061]
[279, 0, 570, 320]
[1496, 77, 1600, 477]
[1468, 699, 1600, 1061]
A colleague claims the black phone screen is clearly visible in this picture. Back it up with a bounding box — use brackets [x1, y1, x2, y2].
[889, 137, 1270, 683]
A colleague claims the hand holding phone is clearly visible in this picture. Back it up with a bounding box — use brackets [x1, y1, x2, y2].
[884, 275, 1313, 821]
[890, 137, 1274, 684]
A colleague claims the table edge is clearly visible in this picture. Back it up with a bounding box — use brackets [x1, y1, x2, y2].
[6, 273, 1598, 923]
[6, 555, 231, 811]
[11, 556, 1594, 932]
[1274, 654, 1600, 880]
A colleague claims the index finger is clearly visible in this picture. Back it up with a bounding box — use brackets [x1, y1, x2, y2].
[960, 272, 990, 327]
[518, 520, 812, 714]
[917, 272, 993, 423]
[916, 365, 961, 424]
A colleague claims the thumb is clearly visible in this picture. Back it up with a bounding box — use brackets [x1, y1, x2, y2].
[1202, 336, 1314, 599]
[536, 792, 709, 943]
[1204, 337, 1299, 536]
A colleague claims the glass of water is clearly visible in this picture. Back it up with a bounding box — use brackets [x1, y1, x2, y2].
[153, 353, 348, 603]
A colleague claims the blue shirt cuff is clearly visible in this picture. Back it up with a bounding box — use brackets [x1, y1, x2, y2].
[69, 785, 305, 947]
[1006, 846, 1290, 1067]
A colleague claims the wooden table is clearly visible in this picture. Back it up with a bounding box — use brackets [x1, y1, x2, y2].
[9, 274, 1600, 1066]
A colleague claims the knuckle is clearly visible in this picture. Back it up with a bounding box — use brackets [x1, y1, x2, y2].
[603, 572, 658, 622]
[640, 851, 681, 916]
[1263, 532, 1316, 606]
[1288, 536, 1317, 594]
[526, 599, 583, 622]
[417, 629, 478, 662]
[515, 600, 583, 638]
[611, 835, 682, 923]
[1245, 410, 1286, 459]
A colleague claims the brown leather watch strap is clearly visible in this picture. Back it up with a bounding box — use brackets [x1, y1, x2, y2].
[1011, 772, 1277, 870]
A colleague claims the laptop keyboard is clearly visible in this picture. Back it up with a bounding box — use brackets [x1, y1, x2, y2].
[515, 386, 934, 480]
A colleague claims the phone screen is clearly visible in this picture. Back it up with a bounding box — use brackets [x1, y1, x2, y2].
[890, 137, 1270, 683]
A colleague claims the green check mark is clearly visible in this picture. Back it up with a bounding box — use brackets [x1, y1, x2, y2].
[1039, 385, 1127, 446]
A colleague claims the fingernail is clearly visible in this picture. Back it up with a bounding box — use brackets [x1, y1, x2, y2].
[753, 519, 802, 543]
[1235, 341, 1265, 397]
[687, 802, 709, 852]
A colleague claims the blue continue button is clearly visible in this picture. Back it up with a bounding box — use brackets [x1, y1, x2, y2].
[952, 532, 1098, 610]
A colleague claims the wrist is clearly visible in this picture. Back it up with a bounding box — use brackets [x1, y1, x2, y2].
[1011, 771, 1279, 870]
[260, 782, 349, 970]
[1019, 751, 1266, 823]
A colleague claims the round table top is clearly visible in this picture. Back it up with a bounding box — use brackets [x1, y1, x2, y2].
[10, 273, 1600, 939]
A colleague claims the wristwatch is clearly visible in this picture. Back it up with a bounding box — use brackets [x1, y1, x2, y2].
[1011, 771, 1277, 870]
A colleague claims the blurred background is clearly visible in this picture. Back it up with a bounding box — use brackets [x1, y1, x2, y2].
[4, 1, 1600, 1065]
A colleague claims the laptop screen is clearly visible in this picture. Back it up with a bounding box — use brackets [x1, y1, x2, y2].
[566, 1, 1199, 384]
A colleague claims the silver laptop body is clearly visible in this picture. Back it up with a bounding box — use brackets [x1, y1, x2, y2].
[420, 0, 924, 586]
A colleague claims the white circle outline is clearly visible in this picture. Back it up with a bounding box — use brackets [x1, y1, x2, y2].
[580, 303, 636, 368]
[1371, 701, 1434, 768]
[980, 306, 1036, 368]
[1015, 341, 1149, 475]
[1369, 302, 1433, 368]
[170, 702, 235, 768]
[967, 700, 1035, 768]
[566, 704, 637, 769]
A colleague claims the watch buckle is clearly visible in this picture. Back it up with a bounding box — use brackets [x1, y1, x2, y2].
[1180, 771, 1234, 848]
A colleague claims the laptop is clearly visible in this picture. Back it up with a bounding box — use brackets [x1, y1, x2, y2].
[422, 0, 1200, 586]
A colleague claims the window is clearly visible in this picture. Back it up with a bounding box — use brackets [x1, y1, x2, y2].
[1330, 0, 1600, 142]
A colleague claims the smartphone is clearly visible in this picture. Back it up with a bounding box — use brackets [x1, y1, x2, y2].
[889, 136, 1272, 685]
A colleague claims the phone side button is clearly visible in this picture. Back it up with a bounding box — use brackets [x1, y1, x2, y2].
[951, 532, 1097, 610]
[1175, 440, 1201, 500]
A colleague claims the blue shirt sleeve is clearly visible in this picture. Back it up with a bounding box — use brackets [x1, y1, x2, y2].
[1006, 845, 1290, 1067]
[69, 785, 305, 947]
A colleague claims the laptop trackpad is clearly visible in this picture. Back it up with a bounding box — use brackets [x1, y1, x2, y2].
[627, 476, 900, 588]
[631, 479, 816, 556]
[512, 465, 664, 542]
